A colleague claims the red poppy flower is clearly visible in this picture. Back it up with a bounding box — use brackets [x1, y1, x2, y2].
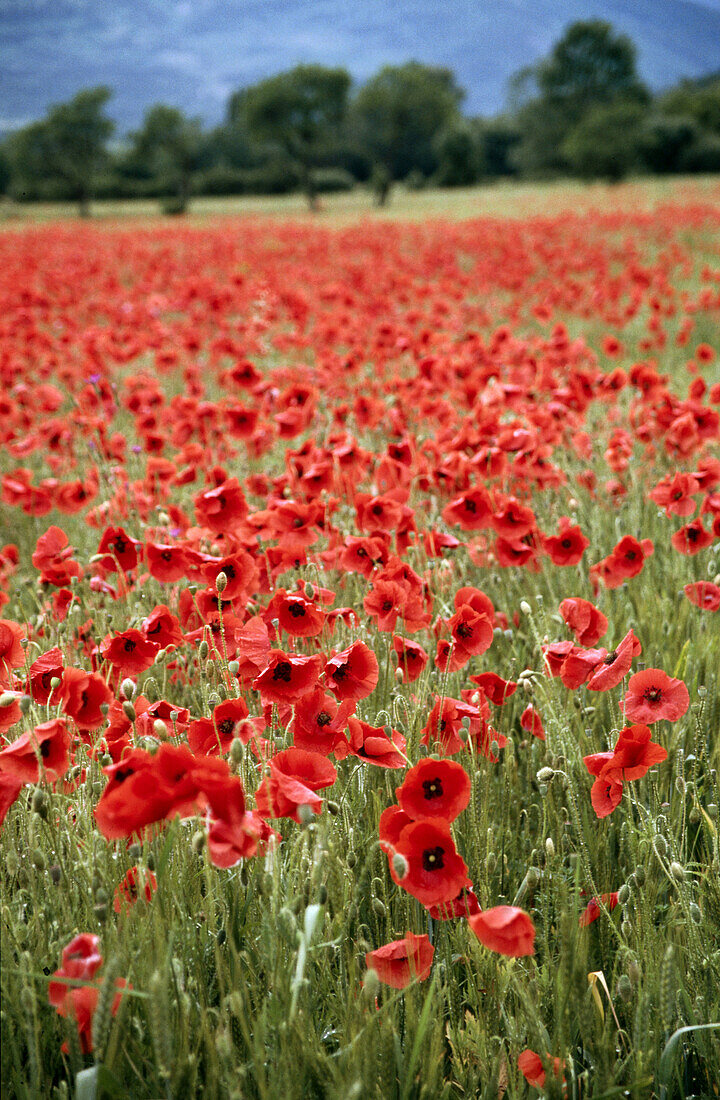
[255, 748, 337, 822]
[31, 526, 83, 587]
[60, 667, 113, 732]
[378, 804, 413, 852]
[100, 629, 159, 675]
[579, 892, 619, 927]
[648, 472, 700, 517]
[390, 819, 468, 907]
[671, 519, 714, 555]
[25, 646, 65, 704]
[427, 883, 481, 920]
[468, 906, 535, 957]
[0, 717, 71, 783]
[365, 933, 434, 989]
[442, 488, 493, 531]
[97, 526, 143, 573]
[396, 758, 471, 823]
[290, 687, 353, 755]
[392, 635, 429, 683]
[335, 716, 407, 768]
[187, 698, 250, 755]
[324, 641, 379, 702]
[468, 671, 517, 705]
[586, 628, 641, 691]
[0, 619, 25, 684]
[202, 549, 259, 602]
[621, 669, 690, 723]
[543, 521, 589, 566]
[559, 597, 608, 646]
[438, 603, 493, 670]
[113, 866, 158, 913]
[558, 646, 607, 689]
[253, 651, 323, 704]
[520, 704, 545, 740]
[518, 1049, 564, 1089]
[684, 581, 720, 611]
[142, 605, 183, 651]
[194, 478, 248, 534]
[146, 541, 191, 583]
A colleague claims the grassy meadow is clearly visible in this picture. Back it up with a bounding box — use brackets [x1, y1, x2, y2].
[1, 177, 719, 1099]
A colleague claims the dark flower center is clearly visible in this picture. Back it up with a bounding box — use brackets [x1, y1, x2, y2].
[272, 661, 293, 682]
[316, 711, 331, 727]
[124, 639, 136, 652]
[288, 603, 306, 618]
[464, 499, 477, 513]
[422, 846, 445, 872]
[456, 623, 472, 640]
[643, 686, 662, 703]
[422, 778, 443, 800]
[382, 600, 393, 611]
[219, 718, 236, 736]
[40, 740, 52, 759]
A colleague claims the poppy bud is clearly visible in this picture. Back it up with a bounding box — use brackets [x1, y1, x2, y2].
[122, 701, 136, 722]
[192, 831, 206, 854]
[617, 884, 630, 905]
[31, 788, 47, 817]
[670, 861, 685, 883]
[0, 692, 16, 707]
[621, 919, 632, 938]
[19, 694, 32, 714]
[545, 838, 554, 859]
[372, 898, 386, 917]
[304, 582, 315, 599]
[50, 864, 62, 885]
[228, 660, 240, 675]
[230, 738, 244, 765]
[627, 958, 641, 985]
[100, 702, 110, 716]
[154, 719, 169, 740]
[617, 974, 633, 1002]
[363, 968, 380, 1000]
[198, 640, 209, 660]
[392, 853, 408, 880]
[634, 866, 646, 886]
[347, 852, 357, 869]
[326, 800, 339, 816]
[215, 571, 228, 594]
[128, 843, 142, 859]
[31, 848, 46, 871]
[690, 903, 702, 924]
[537, 767, 555, 783]
[520, 601, 532, 615]
[298, 804, 315, 826]
[147, 853, 156, 872]
[121, 678, 136, 700]
[653, 836, 667, 857]
[394, 666, 404, 683]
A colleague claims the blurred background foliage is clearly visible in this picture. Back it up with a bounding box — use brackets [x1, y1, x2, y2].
[2, 19, 720, 215]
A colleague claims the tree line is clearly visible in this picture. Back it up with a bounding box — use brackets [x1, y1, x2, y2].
[2, 19, 720, 216]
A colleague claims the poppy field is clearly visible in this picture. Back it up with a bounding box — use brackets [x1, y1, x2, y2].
[1, 189, 720, 1098]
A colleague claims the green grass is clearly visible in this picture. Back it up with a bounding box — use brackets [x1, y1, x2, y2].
[1, 188, 720, 1099]
[2, 174, 720, 227]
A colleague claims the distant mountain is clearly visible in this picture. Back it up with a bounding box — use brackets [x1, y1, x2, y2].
[1, 0, 720, 135]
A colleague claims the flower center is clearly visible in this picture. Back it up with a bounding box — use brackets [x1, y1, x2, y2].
[422, 846, 445, 871]
[422, 778, 444, 800]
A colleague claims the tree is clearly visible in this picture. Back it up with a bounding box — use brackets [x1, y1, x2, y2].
[510, 21, 648, 176]
[563, 100, 646, 181]
[433, 120, 484, 187]
[7, 87, 114, 216]
[240, 65, 351, 210]
[128, 105, 203, 214]
[352, 62, 465, 194]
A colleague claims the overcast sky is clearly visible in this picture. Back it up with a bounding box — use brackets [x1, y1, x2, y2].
[1, 0, 720, 134]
